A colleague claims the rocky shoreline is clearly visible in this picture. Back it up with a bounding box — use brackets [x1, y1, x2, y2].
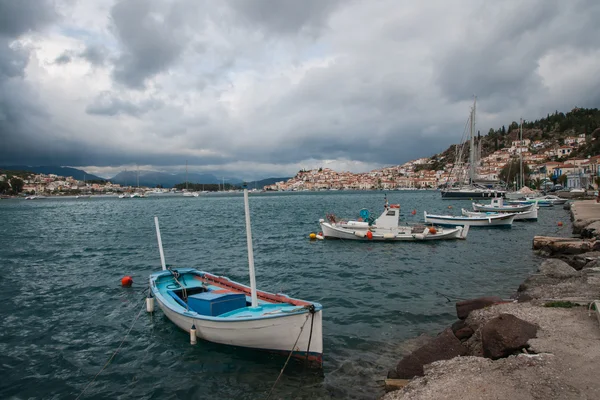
[382, 200, 600, 400]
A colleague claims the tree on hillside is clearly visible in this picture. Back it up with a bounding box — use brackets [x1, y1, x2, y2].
[0, 180, 10, 194]
[9, 177, 24, 194]
[499, 159, 531, 188]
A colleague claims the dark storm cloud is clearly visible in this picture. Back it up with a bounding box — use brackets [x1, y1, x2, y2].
[227, 0, 341, 35]
[86, 92, 164, 117]
[110, 0, 195, 88]
[0, 0, 57, 37]
[0, 0, 60, 167]
[435, 0, 600, 110]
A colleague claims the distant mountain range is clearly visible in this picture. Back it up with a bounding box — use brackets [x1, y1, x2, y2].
[0, 165, 105, 181]
[109, 170, 243, 188]
[0, 165, 290, 188]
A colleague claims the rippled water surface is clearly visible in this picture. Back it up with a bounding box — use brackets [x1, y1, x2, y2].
[0, 191, 571, 399]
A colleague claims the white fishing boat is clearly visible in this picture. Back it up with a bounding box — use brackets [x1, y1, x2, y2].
[424, 211, 515, 227]
[462, 207, 538, 221]
[319, 201, 469, 241]
[472, 197, 534, 213]
[149, 186, 323, 366]
[524, 195, 567, 205]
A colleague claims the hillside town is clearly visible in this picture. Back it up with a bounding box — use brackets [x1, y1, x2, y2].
[0, 172, 128, 196]
[266, 132, 600, 192]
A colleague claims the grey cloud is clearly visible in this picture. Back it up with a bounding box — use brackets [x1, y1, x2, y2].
[54, 51, 72, 65]
[110, 0, 196, 88]
[80, 44, 109, 66]
[86, 92, 164, 117]
[227, 0, 341, 35]
[435, 0, 600, 109]
[0, 0, 57, 37]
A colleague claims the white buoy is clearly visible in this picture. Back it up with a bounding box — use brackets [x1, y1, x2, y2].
[146, 295, 154, 313]
[190, 325, 197, 345]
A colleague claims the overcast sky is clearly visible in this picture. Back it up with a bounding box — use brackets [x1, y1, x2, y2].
[1, 0, 599, 179]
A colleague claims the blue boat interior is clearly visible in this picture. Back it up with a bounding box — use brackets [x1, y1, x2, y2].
[152, 269, 319, 320]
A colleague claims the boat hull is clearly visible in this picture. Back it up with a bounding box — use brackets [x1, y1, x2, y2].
[441, 190, 506, 200]
[424, 212, 514, 227]
[462, 207, 538, 221]
[472, 202, 533, 213]
[319, 221, 468, 241]
[154, 294, 323, 363]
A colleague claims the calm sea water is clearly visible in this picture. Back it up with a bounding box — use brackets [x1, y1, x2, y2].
[0, 191, 571, 399]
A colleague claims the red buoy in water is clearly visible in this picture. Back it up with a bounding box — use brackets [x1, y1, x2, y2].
[366, 231, 373, 240]
[121, 276, 133, 287]
[558, 221, 563, 227]
[411, 209, 416, 215]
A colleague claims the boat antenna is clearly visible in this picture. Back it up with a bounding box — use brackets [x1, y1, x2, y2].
[243, 183, 259, 308]
[154, 216, 167, 271]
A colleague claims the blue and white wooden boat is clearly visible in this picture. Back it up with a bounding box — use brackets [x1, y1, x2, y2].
[461, 207, 538, 221]
[510, 199, 554, 207]
[472, 197, 534, 213]
[149, 188, 323, 366]
[424, 211, 515, 227]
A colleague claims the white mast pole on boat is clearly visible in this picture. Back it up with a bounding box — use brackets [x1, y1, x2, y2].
[469, 98, 476, 184]
[519, 118, 524, 190]
[243, 184, 259, 308]
[154, 216, 167, 271]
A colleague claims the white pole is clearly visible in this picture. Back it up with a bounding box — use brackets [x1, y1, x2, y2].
[520, 118, 524, 190]
[154, 216, 167, 271]
[243, 187, 259, 308]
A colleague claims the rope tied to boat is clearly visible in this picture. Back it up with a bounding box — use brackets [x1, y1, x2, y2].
[75, 296, 147, 400]
[265, 309, 313, 400]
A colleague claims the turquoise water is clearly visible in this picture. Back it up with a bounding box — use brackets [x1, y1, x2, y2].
[0, 191, 571, 399]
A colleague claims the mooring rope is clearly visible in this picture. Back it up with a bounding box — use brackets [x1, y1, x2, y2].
[265, 311, 311, 400]
[435, 291, 468, 302]
[75, 298, 146, 400]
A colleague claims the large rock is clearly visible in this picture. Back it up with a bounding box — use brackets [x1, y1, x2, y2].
[532, 236, 600, 255]
[538, 259, 578, 278]
[481, 314, 538, 359]
[581, 221, 600, 239]
[388, 328, 468, 379]
[456, 296, 504, 320]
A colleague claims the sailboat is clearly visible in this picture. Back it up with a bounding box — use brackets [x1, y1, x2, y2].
[441, 98, 506, 200]
[182, 161, 199, 197]
[505, 119, 540, 200]
[148, 185, 323, 365]
[131, 165, 146, 198]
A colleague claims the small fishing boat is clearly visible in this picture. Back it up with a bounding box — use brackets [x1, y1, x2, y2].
[524, 195, 567, 205]
[149, 186, 323, 365]
[472, 197, 534, 213]
[424, 211, 515, 227]
[510, 199, 553, 207]
[462, 207, 538, 221]
[319, 200, 469, 241]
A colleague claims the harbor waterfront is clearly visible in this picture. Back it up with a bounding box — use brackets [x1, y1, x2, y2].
[0, 191, 572, 399]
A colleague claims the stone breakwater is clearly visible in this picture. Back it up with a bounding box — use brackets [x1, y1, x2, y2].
[382, 200, 600, 400]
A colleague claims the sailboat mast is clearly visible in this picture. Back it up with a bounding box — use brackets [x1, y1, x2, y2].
[136, 165, 139, 189]
[519, 118, 523, 190]
[469, 98, 476, 184]
[243, 185, 258, 308]
[186, 160, 188, 191]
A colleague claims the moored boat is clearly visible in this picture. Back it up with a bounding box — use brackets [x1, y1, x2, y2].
[424, 211, 515, 227]
[472, 197, 534, 213]
[149, 186, 323, 366]
[524, 195, 567, 205]
[319, 201, 469, 241]
[462, 207, 538, 221]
